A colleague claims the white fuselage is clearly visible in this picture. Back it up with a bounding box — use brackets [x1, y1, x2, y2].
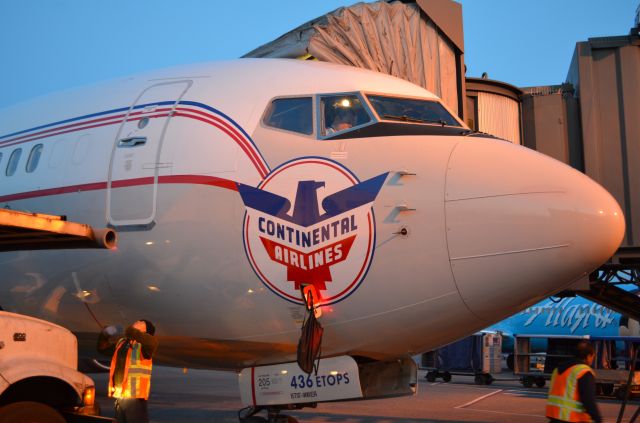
[0, 59, 625, 369]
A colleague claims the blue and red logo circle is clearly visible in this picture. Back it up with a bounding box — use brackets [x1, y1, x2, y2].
[238, 158, 387, 306]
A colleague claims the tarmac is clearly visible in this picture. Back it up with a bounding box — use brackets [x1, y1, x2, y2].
[91, 367, 640, 422]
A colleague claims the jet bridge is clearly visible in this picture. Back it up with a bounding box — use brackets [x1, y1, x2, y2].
[0, 208, 117, 252]
[522, 24, 640, 323]
[243, 0, 466, 120]
[558, 250, 640, 322]
[583, 252, 640, 322]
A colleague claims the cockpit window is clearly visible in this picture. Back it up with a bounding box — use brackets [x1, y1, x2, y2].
[320, 94, 371, 136]
[366, 95, 461, 127]
[264, 97, 313, 135]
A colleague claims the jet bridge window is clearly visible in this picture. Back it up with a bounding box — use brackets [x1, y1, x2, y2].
[321, 94, 371, 136]
[5, 148, 22, 177]
[26, 144, 43, 173]
[264, 97, 313, 135]
[366, 95, 461, 127]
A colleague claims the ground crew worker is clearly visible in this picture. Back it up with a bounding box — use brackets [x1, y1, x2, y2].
[108, 319, 159, 423]
[546, 340, 601, 423]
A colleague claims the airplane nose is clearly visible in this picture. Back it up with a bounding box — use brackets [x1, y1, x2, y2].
[444, 138, 625, 321]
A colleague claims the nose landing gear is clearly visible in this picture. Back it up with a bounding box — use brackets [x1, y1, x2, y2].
[239, 404, 316, 423]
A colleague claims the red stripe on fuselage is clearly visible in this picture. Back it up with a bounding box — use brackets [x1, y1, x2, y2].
[173, 111, 268, 177]
[174, 106, 269, 176]
[0, 118, 130, 149]
[0, 114, 126, 146]
[0, 109, 171, 147]
[0, 174, 238, 203]
[0, 104, 268, 177]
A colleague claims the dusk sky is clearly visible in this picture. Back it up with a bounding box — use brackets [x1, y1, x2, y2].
[0, 0, 637, 108]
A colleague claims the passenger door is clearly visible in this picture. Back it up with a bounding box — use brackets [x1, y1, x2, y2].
[107, 81, 191, 227]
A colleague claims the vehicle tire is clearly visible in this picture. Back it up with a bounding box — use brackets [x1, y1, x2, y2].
[535, 377, 546, 388]
[474, 374, 484, 385]
[0, 401, 66, 423]
[522, 376, 534, 388]
[484, 374, 494, 385]
[506, 354, 514, 371]
[617, 385, 628, 400]
[240, 416, 268, 423]
[426, 371, 436, 382]
[442, 371, 452, 382]
[601, 383, 614, 396]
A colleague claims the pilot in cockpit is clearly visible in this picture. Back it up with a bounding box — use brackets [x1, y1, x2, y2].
[328, 108, 356, 134]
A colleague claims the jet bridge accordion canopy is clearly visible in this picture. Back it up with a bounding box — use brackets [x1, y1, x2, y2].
[243, 0, 465, 119]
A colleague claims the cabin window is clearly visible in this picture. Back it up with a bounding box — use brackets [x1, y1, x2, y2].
[72, 134, 92, 165]
[5, 148, 22, 177]
[366, 95, 461, 127]
[320, 94, 371, 136]
[48, 139, 65, 169]
[264, 97, 313, 135]
[26, 144, 43, 173]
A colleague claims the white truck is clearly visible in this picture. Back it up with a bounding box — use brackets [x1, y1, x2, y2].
[0, 311, 110, 423]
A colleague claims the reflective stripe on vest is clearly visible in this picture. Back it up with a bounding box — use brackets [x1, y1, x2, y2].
[545, 364, 594, 422]
[128, 342, 153, 399]
[108, 339, 153, 400]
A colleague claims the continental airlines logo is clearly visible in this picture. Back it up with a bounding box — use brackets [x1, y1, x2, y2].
[238, 158, 387, 305]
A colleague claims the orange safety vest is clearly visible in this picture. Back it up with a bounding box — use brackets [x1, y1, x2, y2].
[546, 364, 595, 422]
[108, 338, 153, 400]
